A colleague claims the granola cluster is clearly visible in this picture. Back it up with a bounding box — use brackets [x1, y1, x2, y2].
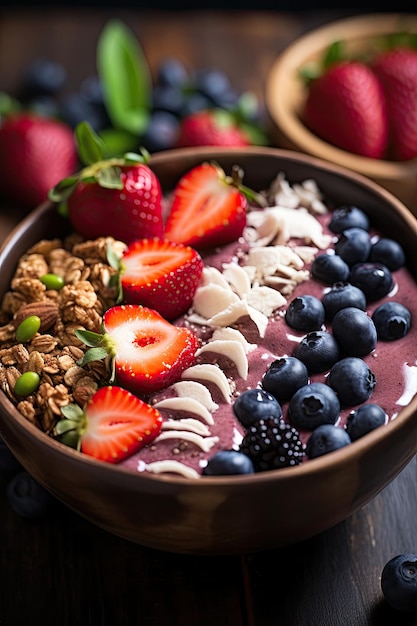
[0, 235, 126, 433]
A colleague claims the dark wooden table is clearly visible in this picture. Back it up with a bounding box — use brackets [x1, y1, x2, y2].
[1, 8, 417, 626]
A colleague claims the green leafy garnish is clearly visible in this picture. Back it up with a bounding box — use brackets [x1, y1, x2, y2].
[97, 19, 152, 135]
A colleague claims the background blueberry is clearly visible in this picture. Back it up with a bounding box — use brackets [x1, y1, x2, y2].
[305, 424, 351, 459]
[261, 356, 309, 402]
[293, 330, 340, 373]
[311, 253, 350, 284]
[346, 403, 387, 441]
[372, 301, 412, 341]
[349, 262, 393, 302]
[332, 307, 377, 357]
[381, 554, 417, 612]
[202, 450, 254, 475]
[285, 294, 325, 331]
[369, 237, 406, 271]
[233, 388, 282, 428]
[334, 227, 372, 267]
[321, 282, 367, 321]
[288, 382, 340, 430]
[327, 357, 376, 406]
[328, 205, 370, 234]
[6, 471, 54, 518]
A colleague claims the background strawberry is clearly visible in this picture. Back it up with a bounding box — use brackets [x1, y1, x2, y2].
[49, 121, 164, 244]
[75, 304, 199, 395]
[175, 109, 251, 148]
[113, 237, 204, 320]
[56, 385, 163, 463]
[303, 61, 389, 159]
[372, 47, 417, 161]
[0, 113, 78, 209]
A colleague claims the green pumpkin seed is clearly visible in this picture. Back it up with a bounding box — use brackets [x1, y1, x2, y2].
[14, 371, 40, 397]
[15, 315, 41, 342]
[40, 273, 64, 291]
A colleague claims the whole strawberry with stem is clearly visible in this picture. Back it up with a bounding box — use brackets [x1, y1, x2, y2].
[56, 385, 163, 463]
[372, 46, 417, 161]
[74, 304, 199, 395]
[303, 61, 389, 159]
[49, 121, 164, 244]
[175, 109, 251, 148]
[0, 112, 78, 209]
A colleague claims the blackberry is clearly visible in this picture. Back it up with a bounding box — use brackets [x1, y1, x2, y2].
[239, 416, 304, 472]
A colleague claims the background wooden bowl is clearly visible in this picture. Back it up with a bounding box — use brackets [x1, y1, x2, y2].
[1, 146, 417, 556]
[265, 13, 417, 215]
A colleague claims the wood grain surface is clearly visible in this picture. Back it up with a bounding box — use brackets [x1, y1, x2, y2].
[1, 8, 417, 625]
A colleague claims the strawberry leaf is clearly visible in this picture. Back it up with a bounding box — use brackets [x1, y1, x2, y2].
[60, 404, 85, 423]
[322, 40, 345, 70]
[75, 121, 106, 165]
[97, 166, 124, 189]
[74, 328, 106, 348]
[97, 19, 151, 135]
[48, 175, 80, 203]
[98, 127, 139, 158]
[77, 347, 110, 367]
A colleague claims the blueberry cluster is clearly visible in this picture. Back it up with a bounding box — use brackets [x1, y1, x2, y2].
[0, 435, 54, 518]
[203, 204, 411, 475]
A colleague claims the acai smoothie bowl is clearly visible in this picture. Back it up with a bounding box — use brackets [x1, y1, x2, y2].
[1, 140, 417, 555]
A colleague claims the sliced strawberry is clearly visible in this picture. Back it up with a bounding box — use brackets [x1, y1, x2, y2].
[56, 385, 163, 463]
[119, 238, 204, 320]
[163, 162, 249, 249]
[75, 304, 199, 395]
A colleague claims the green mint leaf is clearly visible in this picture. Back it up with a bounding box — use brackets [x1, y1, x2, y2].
[97, 19, 152, 135]
[75, 121, 105, 165]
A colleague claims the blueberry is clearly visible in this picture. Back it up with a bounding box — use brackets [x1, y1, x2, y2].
[293, 330, 341, 373]
[334, 227, 372, 267]
[61, 92, 109, 132]
[349, 262, 394, 302]
[202, 450, 254, 475]
[369, 237, 406, 271]
[261, 356, 309, 402]
[285, 294, 325, 332]
[372, 301, 412, 341]
[152, 85, 186, 117]
[6, 470, 54, 518]
[332, 307, 377, 357]
[288, 382, 340, 430]
[20, 57, 67, 99]
[327, 357, 376, 406]
[322, 282, 367, 321]
[233, 388, 282, 428]
[181, 92, 213, 116]
[328, 205, 370, 234]
[305, 424, 351, 459]
[311, 253, 350, 284]
[156, 58, 189, 89]
[346, 403, 387, 441]
[141, 111, 180, 152]
[0, 435, 22, 474]
[381, 554, 417, 612]
[194, 68, 232, 104]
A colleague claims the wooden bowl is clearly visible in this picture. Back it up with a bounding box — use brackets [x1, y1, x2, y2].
[1, 146, 417, 555]
[265, 13, 417, 215]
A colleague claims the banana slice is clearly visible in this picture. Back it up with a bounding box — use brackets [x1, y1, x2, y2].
[181, 364, 233, 403]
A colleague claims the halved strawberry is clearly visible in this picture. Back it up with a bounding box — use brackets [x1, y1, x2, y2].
[109, 238, 204, 320]
[56, 385, 163, 463]
[163, 162, 262, 249]
[75, 304, 199, 395]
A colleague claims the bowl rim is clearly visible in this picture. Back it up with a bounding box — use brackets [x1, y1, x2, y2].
[1, 144, 417, 488]
[265, 12, 417, 178]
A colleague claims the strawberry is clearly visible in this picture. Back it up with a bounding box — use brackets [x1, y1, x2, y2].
[303, 61, 389, 159]
[48, 121, 164, 244]
[56, 385, 163, 463]
[372, 47, 417, 161]
[0, 113, 77, 208]
[163, 162, 263, 249]
[75, 304, 199, 395]
[175, 109, 251, 148]
[109, 237, 204, 320]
